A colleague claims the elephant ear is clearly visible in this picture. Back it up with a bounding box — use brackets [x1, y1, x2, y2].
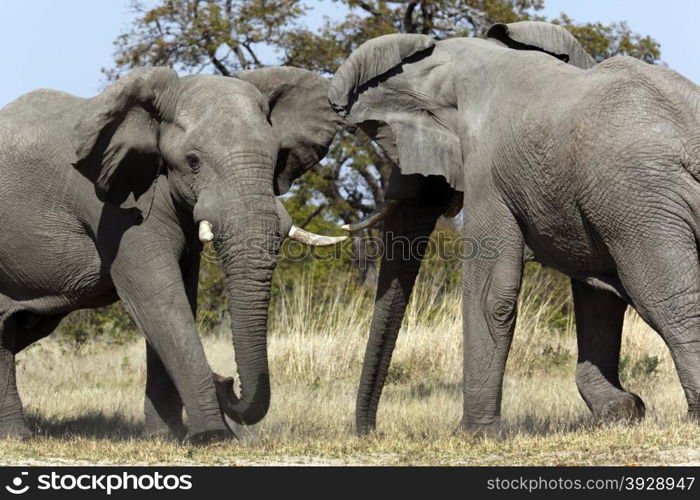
[72, 67, 179, 218]
[237, 67, 342, 195]
[486, 21, 596, 69]
[328, 34, 464, 190]
[328, 34, 435, 114]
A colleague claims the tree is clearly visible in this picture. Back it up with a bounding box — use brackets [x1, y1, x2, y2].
[105, 0, 306, 80]
[105, 0, 661, 286]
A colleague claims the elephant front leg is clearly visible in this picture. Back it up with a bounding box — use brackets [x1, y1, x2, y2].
[571, 281, 645, 421]
[461, 201, 524, 433]
[142, 258, 198, 441]
[111, 256, 231, 443]
[144, 342, 186, 440]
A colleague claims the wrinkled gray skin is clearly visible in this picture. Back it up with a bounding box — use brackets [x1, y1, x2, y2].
[329, 21, 700, 434]
[0, 66, 339, 442]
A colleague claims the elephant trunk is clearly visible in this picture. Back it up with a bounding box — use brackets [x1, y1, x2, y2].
[212, 195, 280, 426]
[355, 204, 438, 435]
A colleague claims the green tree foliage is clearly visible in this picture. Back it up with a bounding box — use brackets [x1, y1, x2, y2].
[104, 0, 306, 79]
[58, 303, 135, 345]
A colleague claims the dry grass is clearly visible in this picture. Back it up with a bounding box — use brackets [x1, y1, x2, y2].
[1, 266, 698, 465]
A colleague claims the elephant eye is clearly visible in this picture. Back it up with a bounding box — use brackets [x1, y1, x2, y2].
[185, 153, 201, 171]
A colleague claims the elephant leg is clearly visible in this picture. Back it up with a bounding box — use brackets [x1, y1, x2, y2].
[613, 231, 700, 422]
[0, 313, 30, 438]
[143, 258, 198, 440]
[144, 342, 186, 440]
[0, 311, 68, 438]
[111, 253, 230, 443]
[461, 201, 524, 432]
[571, 281, 645, 421]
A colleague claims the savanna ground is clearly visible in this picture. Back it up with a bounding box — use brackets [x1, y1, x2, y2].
[1, 266, 698, 466]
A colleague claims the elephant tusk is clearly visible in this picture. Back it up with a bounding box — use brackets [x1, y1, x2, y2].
[288, 225, 348, 246]
[340, 200, 399, 233]
[198, 220, 214, 243]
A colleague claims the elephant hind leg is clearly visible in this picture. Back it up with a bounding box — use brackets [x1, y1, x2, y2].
[571, 281, 645, 422]
[612, 231, 700, 422]
[0, 312, 30, 438]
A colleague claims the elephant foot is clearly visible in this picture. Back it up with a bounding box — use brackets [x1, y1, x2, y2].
[143, 411, 187, 442]
[184, 428, 237, 445]
[354, 419, 377, 437]
[459, 416, 502, 439]
[687, 399, 700, 423]
[0, 420, 31, 440]
[142, 424, 186, 442]
[595, 393, 646, 423]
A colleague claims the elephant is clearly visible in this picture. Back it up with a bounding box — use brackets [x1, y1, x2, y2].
[0, 66, 346, 442]
[329, 21, 700, 434]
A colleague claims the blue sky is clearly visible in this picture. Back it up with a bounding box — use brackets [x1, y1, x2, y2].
[0, 1, 697, 107]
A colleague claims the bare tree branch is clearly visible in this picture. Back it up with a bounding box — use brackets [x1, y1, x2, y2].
[357, 1, 381, 17]
[242, 42, 262, 67]
[300, 203, 326, 228]
[420, 2, 433, 34]
[403, 1, 418, 33]
[209, 52, 231, 75]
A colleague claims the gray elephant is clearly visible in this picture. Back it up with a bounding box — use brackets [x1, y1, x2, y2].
[0, 66, 345, 442]
[330, 21, 700, 434]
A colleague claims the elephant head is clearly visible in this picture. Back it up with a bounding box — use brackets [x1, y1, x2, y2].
[73, 66, 344, 425]
[328, 22, 595, 434]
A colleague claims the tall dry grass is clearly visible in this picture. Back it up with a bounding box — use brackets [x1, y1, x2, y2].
[3, 263, 697, 465]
